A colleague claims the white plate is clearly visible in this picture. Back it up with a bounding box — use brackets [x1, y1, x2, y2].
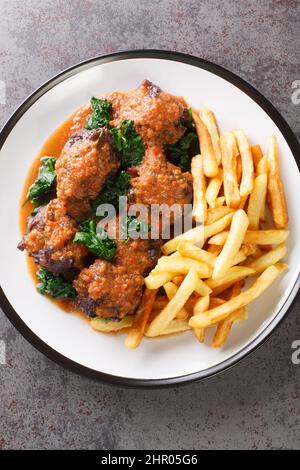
[0, 51, 299, 387]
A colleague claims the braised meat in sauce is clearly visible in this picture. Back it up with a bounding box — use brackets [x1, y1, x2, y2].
[104, 216, 160, 274]
[18, 199, 88, 275]
[108, 80, 187, 146]
[19, 81, 198, 322]
[74, 260, 145, 319]
[74, 217, 160, 318]
[56, 127, 119, 203]
[130, 146, 192, 207]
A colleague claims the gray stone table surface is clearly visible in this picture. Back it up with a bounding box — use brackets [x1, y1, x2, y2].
[0, 0, 299, 450]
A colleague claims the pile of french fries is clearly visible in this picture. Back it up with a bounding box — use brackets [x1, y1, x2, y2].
[92, 108, 289, 350]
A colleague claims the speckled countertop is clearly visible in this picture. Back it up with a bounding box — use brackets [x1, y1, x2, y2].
[0, 0, 299, 450]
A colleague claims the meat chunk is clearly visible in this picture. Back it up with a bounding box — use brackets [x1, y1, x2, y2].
[108, 80, 188, 146]
[105, 216, 160, 275]
[114, 236, 159, 276]
[130, 146, 193, 207]
[74, 216, 160, 319]
[55, 127, 119, 203]
[65, 199, 92, 220]
[18, 199, 88, 275]
[74, 260, 145, 319]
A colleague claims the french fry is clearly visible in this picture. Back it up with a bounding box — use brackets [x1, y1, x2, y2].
[91, 315, 133, 333]
[212, 210, 249, 279]
[191, 155, 207, 222]
[204, 212, 234, 240]
[144, 271, 174, 289]
[209, 249, 246, 268]
[161, 225, 204, 255]
[208, 229, 289, 246]
[178, 240, 245, 268]
[189, 264, 286, 328]
[162, 211, 242, 257]
[195, 278, 212, 296]
[257, 156, 267, 175]
[209, 297, 226, 308]
[250, 245, 265, 258]
[194, 294, 210, 315]
[207, 244, 222, 255]
[172, 275, 184, 286]
[193, 328, 205, 342]
[153, 295, 198, 314]
[267, 135, 288, 228]
[206, 170, 223, 208]
[212, 307, 246, 347]
[215, 196, 225, 207]
[236, 154, 242, 184]
[251, 144, 263, 170]
[200, 108, 222, 164]
[125, 289, 158, 348]
[178, 241, 216, 266]
[257, 245, 273, 254]
[145, 319, 191, 337]
[157, 255, 212, 277]
[230, 280, 244, 297]
[238, 195, 248, 209]
[235, 308, 248, 321]
[232, 250, 247, 266]
[220, 131, 240, 208]
[241, 244, 257, 256]
[193, 294, 210, 342]
[184, 295, 200, 312]
[207, 266, 255, 295]
[192, 111, 219, 177]
[247, 243, 287, 273]
[234, 129, 254, 197]
[145, 251, 182, 287]
[164, 282, 188, 320]
[212, 282, 245, 348]
[206, 206, 234, 225]
[247, 174, 268, 230]
[147, 267, 198, 336]
[256, 156, 268, 221]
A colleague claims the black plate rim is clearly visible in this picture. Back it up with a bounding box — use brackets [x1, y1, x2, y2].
[0, 49, 299, 388]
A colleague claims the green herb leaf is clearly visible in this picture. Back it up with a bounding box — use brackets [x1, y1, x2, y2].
[110, 120, 145, 168]
[85, 97, 112, 130]
[165, 131, 199, 171]
[36, 267, 77, 299]
[92, 171, 132, 212]
[27, 157, 56, 204]
[165, 108, 199, 171]
[73, 219, 116, 260]
[120, 215, 151, 242]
